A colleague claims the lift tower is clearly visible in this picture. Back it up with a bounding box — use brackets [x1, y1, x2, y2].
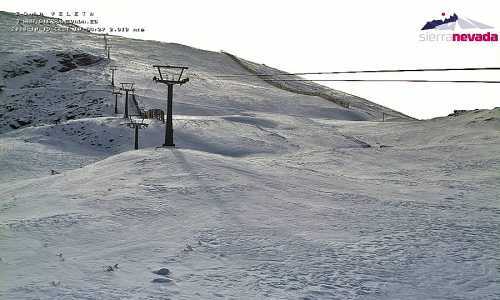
[112, 88, 122, 114]
[152, 65, 189, 147]
[119, 82, 135, 119]
[126, 118, 148, 150]
[109, 66, 118, 87]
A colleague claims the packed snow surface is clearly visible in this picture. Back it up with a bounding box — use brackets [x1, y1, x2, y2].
[0, 11, 499, 299]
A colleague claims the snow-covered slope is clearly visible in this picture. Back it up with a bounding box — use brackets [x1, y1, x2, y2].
[0, 11, 409, 136]
[222, 51, 413, 121]
[0, 11, 499, 300]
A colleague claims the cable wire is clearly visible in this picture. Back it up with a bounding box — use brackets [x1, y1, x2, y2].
[257, 79, 500, 84]
[214, 67, 500, 78]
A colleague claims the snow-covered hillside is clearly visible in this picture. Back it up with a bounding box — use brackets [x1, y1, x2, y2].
[0, 11, 499, 300]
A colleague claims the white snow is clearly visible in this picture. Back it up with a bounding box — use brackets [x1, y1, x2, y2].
[0, 11, 499, 299]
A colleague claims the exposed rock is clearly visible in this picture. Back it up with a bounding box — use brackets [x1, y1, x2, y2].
[53, 51, 103, 72]
[152, 268, 170, 276]
[16, 118, 31, 126]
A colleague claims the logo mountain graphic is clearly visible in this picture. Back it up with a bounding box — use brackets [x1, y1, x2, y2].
[421, 13, 493, 31]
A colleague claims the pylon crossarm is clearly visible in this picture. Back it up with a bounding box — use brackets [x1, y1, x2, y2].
[153, 65, 189, 84]
[153, 65, 188, 69]
[119, 82, 135, 91]
[153, 78, 189, 85]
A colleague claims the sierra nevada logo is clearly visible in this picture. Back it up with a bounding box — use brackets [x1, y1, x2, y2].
[419, 12, 498, 42]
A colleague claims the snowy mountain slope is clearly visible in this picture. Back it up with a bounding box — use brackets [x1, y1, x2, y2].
[0, 11, 410, 134]
[0, 10, 409, 180]
[0, 11, 499, 300]
[1, 109, 499, 299]
[319, 107, 500, 148]
[222, 51, 414, 121]
[0, 47, 110, 133]
[0, 111, 376, 183]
